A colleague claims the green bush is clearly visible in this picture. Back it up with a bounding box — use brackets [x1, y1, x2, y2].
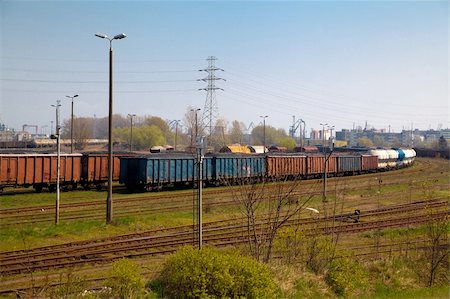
[325, 256, 368, 298]
[105, 258, 145, 299]
[159, 246, 279, 299]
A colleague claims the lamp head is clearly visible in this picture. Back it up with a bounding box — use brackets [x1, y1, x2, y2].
[113, 33, 127, 40]
[95, 33, 108, 39]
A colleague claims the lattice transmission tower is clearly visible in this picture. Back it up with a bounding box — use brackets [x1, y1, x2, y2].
[198, 56, 225, 138]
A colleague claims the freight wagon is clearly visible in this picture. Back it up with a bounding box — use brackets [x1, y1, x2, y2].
[266, 154, 307, 179]
[0, 153, 82, 192]
[336, 155, 361, 175]
[213, 154, 265, 183]
[81, 152, 135, 190]
[306, 154, 338, 178]
[120, 154, 213, 191]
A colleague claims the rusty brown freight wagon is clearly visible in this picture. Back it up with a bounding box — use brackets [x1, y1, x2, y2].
[80, 153, 135, 189]
[306, 155, 338, 176]
[266, 155, 307, 178]
[361, 155, 378, 172]
[0, 154, 82, 192]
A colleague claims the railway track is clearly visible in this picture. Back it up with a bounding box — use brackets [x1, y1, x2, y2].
[1, 199, 447, 276]
[3, 238, 446, 297]
[1, 174, 446, 227]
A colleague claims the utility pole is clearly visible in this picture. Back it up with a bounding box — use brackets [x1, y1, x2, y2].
[320, 123, 328, 203]
[196, 134, 204, 249]
[127, 114, 136, 152]
[51, 100, 61, 225]
[191, 108, 202, 248]
[260, 116, 268, 153]
[65, 94, 78, 153]
[198, 56, 225, 142]
[300, 119, 306, 149]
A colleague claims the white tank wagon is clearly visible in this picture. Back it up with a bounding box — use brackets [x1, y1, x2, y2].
[368, 149, 390, 169]
[368, 148, 416, 169]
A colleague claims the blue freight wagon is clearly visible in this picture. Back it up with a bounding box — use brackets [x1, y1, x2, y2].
[336, 155, 361, 174]
[120, 154, 213, 190]
[212, 154, 265, 183]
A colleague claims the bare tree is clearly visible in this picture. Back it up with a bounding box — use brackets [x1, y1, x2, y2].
[422, 211, 449, 287]
[232, 176, 319, 263]
[228, 120, 246, 144]
[183, 106, 202, 151]
[73, 117, 93, 150]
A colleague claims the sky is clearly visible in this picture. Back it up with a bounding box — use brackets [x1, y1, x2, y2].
[0, 0, 448, 135]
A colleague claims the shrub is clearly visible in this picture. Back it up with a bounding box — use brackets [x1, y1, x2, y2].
[325, 256, 367, 298]
[105, 259, 145, 299]
[159, 246, 279, 299]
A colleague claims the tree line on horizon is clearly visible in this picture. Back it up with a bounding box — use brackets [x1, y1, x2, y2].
[60, 106, 297, 151]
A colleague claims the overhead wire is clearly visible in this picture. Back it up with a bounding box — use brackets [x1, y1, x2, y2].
[221, 59, 444, 110]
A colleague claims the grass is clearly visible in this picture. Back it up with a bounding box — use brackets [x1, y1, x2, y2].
[0, 200, 246, 251]
[368, 285, 450, 299]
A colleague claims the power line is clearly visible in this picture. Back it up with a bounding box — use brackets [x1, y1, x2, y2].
[2, 88, 198, 94]
[1, 56, 203, 63]
[1, 67, 199, 74]
[1, 78, 197, 84]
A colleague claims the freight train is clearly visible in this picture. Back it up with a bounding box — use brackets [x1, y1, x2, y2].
[0, 148, 415, 193]
[119, 148, 416, 191]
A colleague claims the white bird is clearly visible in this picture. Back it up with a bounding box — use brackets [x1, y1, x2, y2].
[305, 207, 319, 214]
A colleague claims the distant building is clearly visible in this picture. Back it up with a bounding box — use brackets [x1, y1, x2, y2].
[335, 128, 450, 147]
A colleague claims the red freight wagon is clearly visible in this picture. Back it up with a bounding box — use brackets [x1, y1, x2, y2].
[306, 155, 338, 176]
[266, 155, 307, 178]
[81, 153, 135, 189]
[361, 155, 378, 172]
[0, 154, 82, 192]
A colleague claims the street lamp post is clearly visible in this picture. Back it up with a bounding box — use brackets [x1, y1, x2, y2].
[51, 100, 61, 225]
[127, 114, 136, 152]
[300, 119, 306, 149]
[65, 94, 78, 153]
[320, 123, 328, 202]
[174, 120, 181, 151]
[260, 115, 268, 153]
[95, 32, 127, 224]
[191, 108, 202, 249]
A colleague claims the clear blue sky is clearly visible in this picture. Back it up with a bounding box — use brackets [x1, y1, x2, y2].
[1, 0, 448, 135]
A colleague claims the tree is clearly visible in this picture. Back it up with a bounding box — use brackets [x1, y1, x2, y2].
[113, 125, 165, 150]
[278, 137, 296, 150]
[373, 136, 387, 147]
[251, 125, 289, 146]
[72, 117, 93, 150]
[61, 117, 94, 150]
[232, 177, 318, 263]
[145, 116, 173, 144]
[183, 106, 202, 150]
[229, 120, 246, 144]
[206, 118, 229, 150]
[438, 136, 448, 151]
[357, 137, 374, 147]
[95, 114, 128, 139]
[422, 212, 449, 287]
